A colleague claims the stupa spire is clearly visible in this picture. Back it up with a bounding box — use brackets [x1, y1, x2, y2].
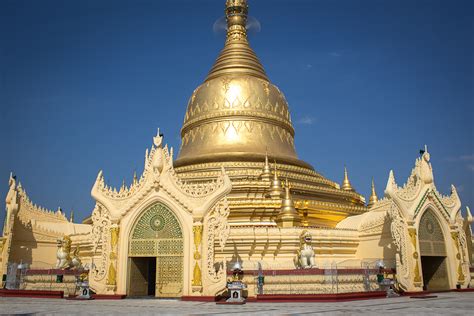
[206, 0, 268, 81]
[342, 166, 354, 191]
[268, 162, 283, 198]
[367, 178, 378, 208]
[275, 179, 301, 228]
[261, 150, 272, 181]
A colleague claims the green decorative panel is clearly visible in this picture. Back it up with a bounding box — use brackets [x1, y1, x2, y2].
[419, 210, 446, 256]
[129, 203, 183, 257]
[131, 203, 182, 239]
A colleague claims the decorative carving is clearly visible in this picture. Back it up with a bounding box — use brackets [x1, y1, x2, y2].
[359, 213, 387, 235]
[192, 225, 203, 287]
[408, 228, 417, 249]
[388, 206, 409, 279]
[107, 226, 119, 286]
[110, 226, 119, 249]
[392, 167, 422, 202]
[450, 231, 465, 282]
[437, 185, 458, 208]
[16, 186, 68, 224]
[106, 262, 116, 286]
[91, 204, 111, 282]
[192, 263, 202, 287]
[413, 259, 422, 283]
[451, 231, 460, 253]
[202, 197, 230, 292]
[406, 227, 422, 283]
[181, 121, 295, 148]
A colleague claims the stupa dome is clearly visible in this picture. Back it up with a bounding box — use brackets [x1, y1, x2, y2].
[175, 0, 308, 169]
[175, 0, 366, 227]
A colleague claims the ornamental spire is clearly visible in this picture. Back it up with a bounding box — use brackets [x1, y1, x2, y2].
[206, 0, 268, 81]
[342, 166, 354, 191]
[225, 0, 248, 39]
[268, 162, 283, 198]
[261, 150, 272, 181]
[133, 171, 138, 185]
[275, 179, 301, 228]
[467, 206, 473, 224]
[367, 178, 378, 208]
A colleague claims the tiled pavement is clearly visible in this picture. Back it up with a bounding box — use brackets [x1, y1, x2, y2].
[0, 292, 473, 315]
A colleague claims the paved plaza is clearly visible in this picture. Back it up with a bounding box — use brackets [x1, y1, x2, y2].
[1, 292, 474, 315]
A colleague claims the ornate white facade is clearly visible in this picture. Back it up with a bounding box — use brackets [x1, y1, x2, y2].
[2, 137, 472, 297]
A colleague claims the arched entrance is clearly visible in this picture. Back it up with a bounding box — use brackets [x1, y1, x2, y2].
[127, 203, 184, 297]
[418, 209, 450, 291]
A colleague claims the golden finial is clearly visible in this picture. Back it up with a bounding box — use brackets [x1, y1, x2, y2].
[225, 0, 248, 31]
[275, 179, 301, 228]
[368, 178, 378, 208]
[268, 161, 283, 198]
[342, 166, 354, 191]
[261, 150, 272, 181]
[69, 210, 74, 223]
[206, 0, 267, 81]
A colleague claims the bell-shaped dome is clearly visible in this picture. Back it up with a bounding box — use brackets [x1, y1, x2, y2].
[175, 0, 307, 168]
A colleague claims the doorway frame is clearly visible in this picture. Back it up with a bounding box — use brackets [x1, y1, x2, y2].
[415, 206, 455, 290]
[117, 196, 193, 297]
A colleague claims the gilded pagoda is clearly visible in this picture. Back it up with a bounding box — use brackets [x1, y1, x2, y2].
[1, 0, 473, 299]
[174, 0, 365, 228]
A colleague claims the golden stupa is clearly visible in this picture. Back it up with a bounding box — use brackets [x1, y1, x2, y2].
[2, 0, 472, 299]
[175, 0, 366, 227]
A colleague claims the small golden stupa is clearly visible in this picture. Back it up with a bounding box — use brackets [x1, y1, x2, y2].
[174, 0, 366, 227]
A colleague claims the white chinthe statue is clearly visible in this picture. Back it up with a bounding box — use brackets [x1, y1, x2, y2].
[296, 230, 315, 269]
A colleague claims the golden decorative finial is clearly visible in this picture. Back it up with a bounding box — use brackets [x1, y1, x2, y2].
[342, 166, 354, 191]
[275, 179, 301, 228]
[206, 0, 267, 81]
[268, 161, 283, 198]
[368, 178, 378, 208]
[69, 210, 74, 223]
[225, 0, 248, 29]
[261, 150, 272, 181]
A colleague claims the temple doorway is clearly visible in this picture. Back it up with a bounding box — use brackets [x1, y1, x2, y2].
[418, 209, 450, 291]
[128, 257, 156, 296]
[420, 256, 449, 291]
[127, 203, 184, 298]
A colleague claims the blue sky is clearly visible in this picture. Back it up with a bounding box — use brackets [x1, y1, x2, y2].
[0, 0, 472, 227]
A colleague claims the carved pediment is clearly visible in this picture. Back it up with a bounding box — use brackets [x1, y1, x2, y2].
[91, 128, 232, 222]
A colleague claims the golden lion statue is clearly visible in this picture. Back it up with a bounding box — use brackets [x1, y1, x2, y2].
[56, 235, 82, 269]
